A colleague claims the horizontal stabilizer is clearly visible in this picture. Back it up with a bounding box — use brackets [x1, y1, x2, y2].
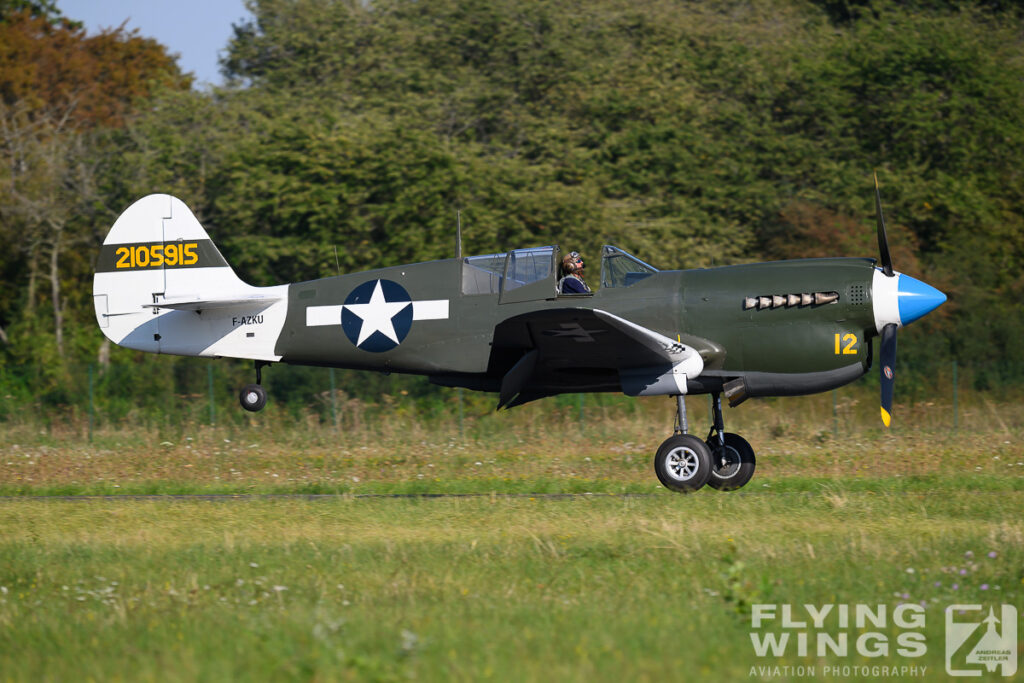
[143, 295, 282, 312]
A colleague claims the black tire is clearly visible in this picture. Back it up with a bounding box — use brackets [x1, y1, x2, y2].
[239, 384, 267, 412]
[654, 435, 712, 493]
[706, 433, 756, 491]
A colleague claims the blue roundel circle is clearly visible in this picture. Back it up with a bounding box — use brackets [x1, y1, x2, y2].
[340, 279, 413, 352]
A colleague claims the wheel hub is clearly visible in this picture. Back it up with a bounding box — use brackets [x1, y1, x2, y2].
[665, 447, 700, 482]
[712, 445, 742, 479]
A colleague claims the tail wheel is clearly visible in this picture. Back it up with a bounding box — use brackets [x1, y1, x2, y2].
[706, 433, 756, 491]
[239, 384, 267, 412]
[654, 435, 712, 493]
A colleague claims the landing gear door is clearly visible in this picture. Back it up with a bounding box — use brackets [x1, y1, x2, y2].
[499, 246, 560, 304]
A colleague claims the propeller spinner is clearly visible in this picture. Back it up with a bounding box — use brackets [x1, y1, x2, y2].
[871, 174, 946, 427]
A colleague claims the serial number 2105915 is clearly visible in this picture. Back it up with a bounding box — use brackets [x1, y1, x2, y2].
[115, 243, 198, 269]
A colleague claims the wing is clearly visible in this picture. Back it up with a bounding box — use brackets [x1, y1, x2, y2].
[490, 308, 725, 408]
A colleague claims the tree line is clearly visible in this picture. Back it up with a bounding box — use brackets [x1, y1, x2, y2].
[2, 0, 1023, 408]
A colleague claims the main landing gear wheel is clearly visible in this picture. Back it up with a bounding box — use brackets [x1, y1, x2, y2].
[239, 384, 267, 412]
[706, 432, 756, 491]
[654, 435, 712, 493]
[654, 393, 757, 493]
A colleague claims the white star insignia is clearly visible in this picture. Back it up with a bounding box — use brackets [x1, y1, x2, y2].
[343, 280, 411, 347]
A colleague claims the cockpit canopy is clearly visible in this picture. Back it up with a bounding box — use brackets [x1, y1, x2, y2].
[599, 245, 658, 288]
[461, 244, 658, 296]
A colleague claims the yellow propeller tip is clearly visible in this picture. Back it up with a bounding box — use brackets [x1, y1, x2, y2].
[880, 407, 891, 428]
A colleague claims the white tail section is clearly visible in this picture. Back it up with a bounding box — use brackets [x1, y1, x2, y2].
[93, 194, 288, 360]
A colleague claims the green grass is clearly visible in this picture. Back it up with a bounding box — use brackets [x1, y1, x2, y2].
[1, 400, 1022, 497]
[1, 489, 1021, 681]
[1, 389, 1022, 680]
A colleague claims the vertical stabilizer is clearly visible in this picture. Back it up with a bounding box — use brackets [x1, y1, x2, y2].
[93, 194, 288, 360]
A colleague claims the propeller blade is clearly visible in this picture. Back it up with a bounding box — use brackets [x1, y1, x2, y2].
[880, 323, 897, 427]
[874, 172, 894, 277]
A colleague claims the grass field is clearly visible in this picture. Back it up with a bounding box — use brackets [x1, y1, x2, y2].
[2, 387, 1023, 496]
[1, 390, 1022, 681]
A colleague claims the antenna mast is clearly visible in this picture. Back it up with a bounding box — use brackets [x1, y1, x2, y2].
[455, 210, 462, 258]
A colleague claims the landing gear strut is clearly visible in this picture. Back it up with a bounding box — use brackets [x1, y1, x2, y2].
[239, 360, 270, 412]
[703, 393, 756, 491]
[653, 393, 756, 493]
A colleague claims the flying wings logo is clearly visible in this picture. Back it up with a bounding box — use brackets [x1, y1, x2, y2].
[305, 279, 449, 352]
[746, 602, 1019, 678]
[946, 604, 1017, 677]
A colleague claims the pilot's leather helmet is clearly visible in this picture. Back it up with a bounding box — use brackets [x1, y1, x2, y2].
[562, 251, 584, 274]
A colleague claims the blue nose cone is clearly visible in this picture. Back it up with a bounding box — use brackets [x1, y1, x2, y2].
[898, 274, 946, 326]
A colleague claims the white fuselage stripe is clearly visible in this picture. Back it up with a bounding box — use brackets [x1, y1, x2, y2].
[306, 300, 449, 327]
[412, 300, 449, 320]
[307, 305, 343, 327]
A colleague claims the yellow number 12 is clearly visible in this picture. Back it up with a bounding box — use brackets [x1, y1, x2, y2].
[834, 333, 858, 355]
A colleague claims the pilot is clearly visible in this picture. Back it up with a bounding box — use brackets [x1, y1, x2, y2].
[559, 251, 591, 294]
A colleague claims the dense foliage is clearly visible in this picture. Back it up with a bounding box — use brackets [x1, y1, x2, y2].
[2, 0, 1024, 411]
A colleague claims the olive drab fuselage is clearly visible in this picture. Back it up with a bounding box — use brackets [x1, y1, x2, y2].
[274, 254, 876, 398]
